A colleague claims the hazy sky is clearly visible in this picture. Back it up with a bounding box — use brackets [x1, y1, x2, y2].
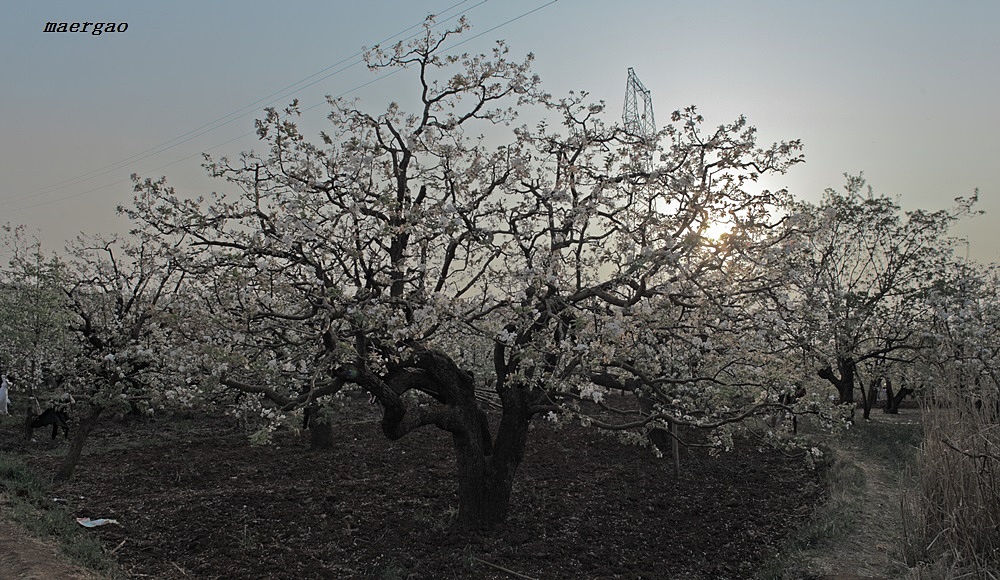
[3, 1, 998, 261]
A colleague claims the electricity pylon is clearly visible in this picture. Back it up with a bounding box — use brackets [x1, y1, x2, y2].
[623, 67, 656, 169]
[623, 67, 655, 142]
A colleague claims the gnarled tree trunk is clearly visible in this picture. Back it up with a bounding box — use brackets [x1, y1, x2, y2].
[883, 377, 912, 414]
[22, 410, 35, 441]
[357, 347, 536, 531]
[861, 375, 881, 420]
[452, 389, 532, 529]
[818, 356, 856, 404]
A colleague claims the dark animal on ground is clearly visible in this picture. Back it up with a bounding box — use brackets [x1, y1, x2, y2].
[30, 408, 69, 440]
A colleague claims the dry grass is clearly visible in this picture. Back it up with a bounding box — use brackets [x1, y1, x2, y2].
[904, 382, 1000, 578]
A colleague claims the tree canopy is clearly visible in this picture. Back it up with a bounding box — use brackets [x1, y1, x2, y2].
[119, 18, 824, 528]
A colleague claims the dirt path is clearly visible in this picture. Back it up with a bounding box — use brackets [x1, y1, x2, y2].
[810, 450, 904, 577]
[795, 413, 922, 580]
[0, 517, 101, 580]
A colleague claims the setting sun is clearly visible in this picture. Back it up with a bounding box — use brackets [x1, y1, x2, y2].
[701, 219, 732, 242]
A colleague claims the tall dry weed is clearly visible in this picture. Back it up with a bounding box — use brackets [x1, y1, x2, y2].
[907, 376, 1000, 576]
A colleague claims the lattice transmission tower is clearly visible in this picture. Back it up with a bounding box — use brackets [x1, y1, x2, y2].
[623, 67, 655, 142]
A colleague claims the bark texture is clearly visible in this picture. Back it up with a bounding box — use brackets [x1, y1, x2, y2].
[55, 405, 103, 482]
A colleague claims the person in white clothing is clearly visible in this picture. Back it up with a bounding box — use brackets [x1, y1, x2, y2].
[0, 374, 10, 415]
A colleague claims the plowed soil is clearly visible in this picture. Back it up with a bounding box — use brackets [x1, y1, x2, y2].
[4, 407, 822, 579]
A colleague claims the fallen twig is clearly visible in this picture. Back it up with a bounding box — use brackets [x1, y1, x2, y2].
[471, 556, 538, 580]
[110, 538, 127, 555]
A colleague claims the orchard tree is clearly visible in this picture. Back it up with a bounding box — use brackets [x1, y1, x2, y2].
[0, 224, 74, 435]
[575, 197, 840, 450]
[780, 175, 976, 416]
[921, 260, 1000, 403]
[0, 225, 73, 392]
[53, 232, 187, 480]
[0, 225, 71, 385]
[126, 18, 809, 529]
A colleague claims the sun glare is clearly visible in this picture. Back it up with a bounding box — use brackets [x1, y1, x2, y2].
[701, 219, 732, 242]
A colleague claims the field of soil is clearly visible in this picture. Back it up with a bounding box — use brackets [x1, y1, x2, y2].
[2, 405, 823, 579]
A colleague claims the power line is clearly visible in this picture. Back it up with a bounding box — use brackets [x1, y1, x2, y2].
[442, 0, 559, 52]
[6, 0, 561, 212]
[11, 133, 252, 212]
[5, 0, 478, 208]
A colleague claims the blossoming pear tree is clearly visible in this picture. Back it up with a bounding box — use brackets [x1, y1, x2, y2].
[52, 232, 187, 480]
[0, 225, 73, 436]
[125, 18, 811, 529]
[920, 260, 1000, 405]
[777, 174, 977, 418]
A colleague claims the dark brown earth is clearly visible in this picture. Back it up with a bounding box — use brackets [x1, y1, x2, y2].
[3, 404, 823, 580]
